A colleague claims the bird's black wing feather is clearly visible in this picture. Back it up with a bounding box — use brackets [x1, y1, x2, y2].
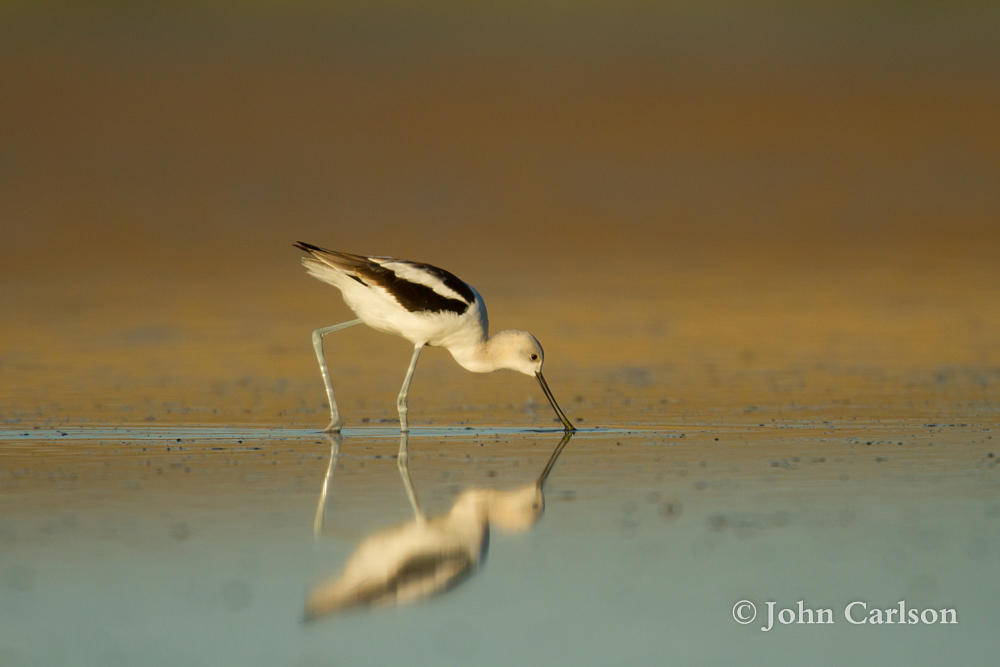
[295, 242, 474, 315]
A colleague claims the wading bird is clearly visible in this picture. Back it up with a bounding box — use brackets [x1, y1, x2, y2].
[294, 242, 575, 432]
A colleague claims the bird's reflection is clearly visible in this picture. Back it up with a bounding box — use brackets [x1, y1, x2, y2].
[304, 431, 573, 621]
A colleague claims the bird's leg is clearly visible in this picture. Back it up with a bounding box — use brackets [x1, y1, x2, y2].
[396, 432, 427, 523]
[313, 432, 343, 539]
[396, 344, 425, 432]
[311, 319, 363, 432]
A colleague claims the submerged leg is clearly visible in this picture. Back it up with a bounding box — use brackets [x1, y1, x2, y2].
[396, 344, 425, 432]
[311, 319, 363, 432]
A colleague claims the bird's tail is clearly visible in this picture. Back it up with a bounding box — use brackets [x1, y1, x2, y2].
[294, 242, 370, 270]
[294, 241, 374, 286]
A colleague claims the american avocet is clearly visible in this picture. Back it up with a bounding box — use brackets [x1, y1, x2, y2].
[294, 242, 575, 432]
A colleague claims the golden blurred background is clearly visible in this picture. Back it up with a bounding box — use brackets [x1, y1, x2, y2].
[2, 2, 998, 427]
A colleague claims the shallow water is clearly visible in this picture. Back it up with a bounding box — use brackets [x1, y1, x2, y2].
[2, 424, 996, 666]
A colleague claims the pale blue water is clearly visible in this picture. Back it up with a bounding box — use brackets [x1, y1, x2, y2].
[1, 425, 997, 666]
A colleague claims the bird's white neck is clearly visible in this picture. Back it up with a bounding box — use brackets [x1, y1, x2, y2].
[446, 329, 540, 376]
[447, 339, 497, 373]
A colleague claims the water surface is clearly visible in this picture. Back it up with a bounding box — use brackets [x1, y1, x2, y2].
[2, 425, 996, 666]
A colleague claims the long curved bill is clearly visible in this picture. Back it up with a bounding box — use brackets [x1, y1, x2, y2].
[535, 371, 576, 431]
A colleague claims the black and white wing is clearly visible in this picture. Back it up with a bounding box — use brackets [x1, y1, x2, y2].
[295, 242, 477, 315]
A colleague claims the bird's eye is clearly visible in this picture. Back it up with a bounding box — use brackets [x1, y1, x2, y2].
[529, 353, 539, 361]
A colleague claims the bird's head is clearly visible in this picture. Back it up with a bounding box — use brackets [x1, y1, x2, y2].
[489, 330, 544, 376]
[486, 330, 576, 431]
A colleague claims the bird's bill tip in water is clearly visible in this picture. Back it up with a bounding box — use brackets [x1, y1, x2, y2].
[535, 371, 576, 431]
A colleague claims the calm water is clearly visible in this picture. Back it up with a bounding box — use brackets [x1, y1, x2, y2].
[2, 425, 996, 666]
